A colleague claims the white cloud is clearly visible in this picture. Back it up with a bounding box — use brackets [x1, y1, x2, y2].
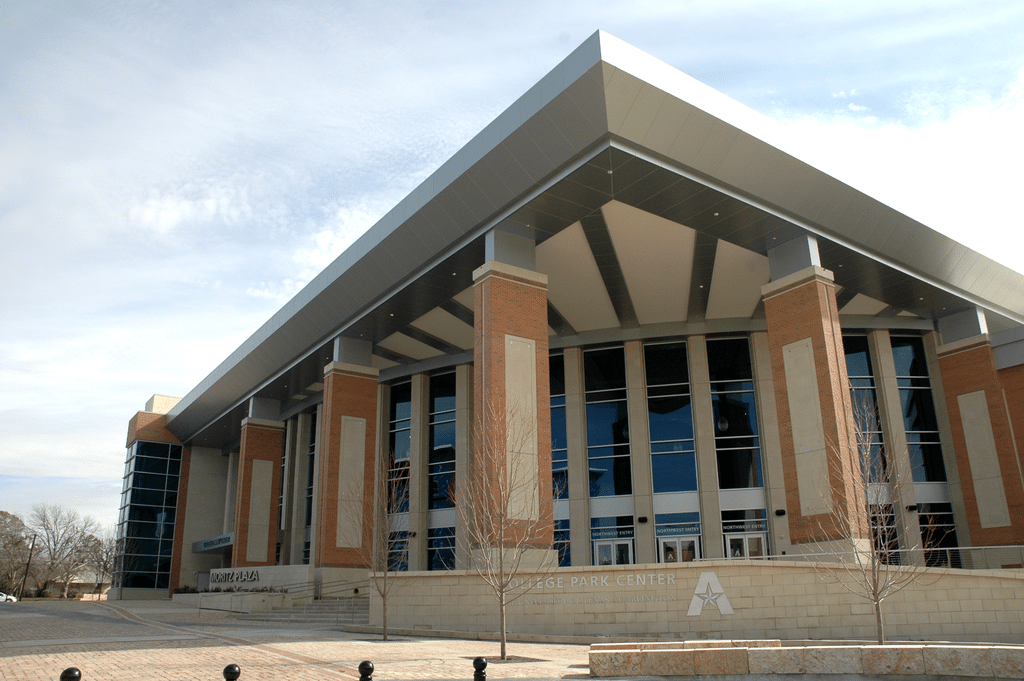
[773, 65, 1024, 271]
[2, 0, 1023, 532]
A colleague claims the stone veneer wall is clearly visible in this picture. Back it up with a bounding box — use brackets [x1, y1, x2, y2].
[371, 560, 1024, 643]
[589, 640, 1024, 678]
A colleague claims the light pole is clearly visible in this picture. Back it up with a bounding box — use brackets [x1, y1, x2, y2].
[18, 533, 36, 599]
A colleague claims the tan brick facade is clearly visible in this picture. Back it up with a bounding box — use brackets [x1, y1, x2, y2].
[473, 261, 553, 549]
[762, 267, 865, 546]
[315, 362, 379, 568]
[938, 339, 1024, 546]
[126, 411, 180, 448]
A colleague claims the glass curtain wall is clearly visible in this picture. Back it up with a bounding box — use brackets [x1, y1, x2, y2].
[427, 373, 456, 570]
[117, 441, 181, 589]
[550, 354, 569, 500]
[427, 373, 456, 510]
[891, 336, 959, 565]
[584, 346, 634, 564]
[386, 383, 411, 570]
[643, 341, 701, 562]
[550, 353, 570, 566]
[843, 335, 899, 564]
[584, 347, 632, 497]
[707, 338, 767, 557]
[303, 411, 317, 564]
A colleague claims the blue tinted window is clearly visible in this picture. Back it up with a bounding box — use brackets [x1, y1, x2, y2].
[651, 452, 698, 492]
[427, 527, 455, 571]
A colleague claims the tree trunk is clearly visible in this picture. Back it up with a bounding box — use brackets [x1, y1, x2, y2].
[382, 571, 389, 641]
[499, 591, 507, 660]
[874, 600, 884, 644]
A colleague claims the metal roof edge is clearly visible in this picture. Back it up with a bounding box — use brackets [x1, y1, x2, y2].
[166, 31, 616, 428]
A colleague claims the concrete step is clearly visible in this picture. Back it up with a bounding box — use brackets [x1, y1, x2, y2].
[237, 597, 369, 624]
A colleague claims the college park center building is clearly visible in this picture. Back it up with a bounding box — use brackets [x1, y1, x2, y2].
[116, 32, 1024, 640]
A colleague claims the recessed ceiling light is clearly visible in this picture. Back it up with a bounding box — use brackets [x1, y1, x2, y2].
[713, 212, 719, 217]
[607, 170, 613, 175]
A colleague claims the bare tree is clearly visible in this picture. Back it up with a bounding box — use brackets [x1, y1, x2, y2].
[366, 447, 410, 641]
[455, 398, 558, 660]
[812, 398, 944, 644]
[0, 510, 30, 594]
[87, 526, 119, 594]
[28, 504, 99, 598]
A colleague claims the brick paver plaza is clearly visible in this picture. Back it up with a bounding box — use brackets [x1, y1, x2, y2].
[0, 601, 590, 681]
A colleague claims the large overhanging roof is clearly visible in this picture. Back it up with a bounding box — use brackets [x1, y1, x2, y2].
[165, 31, 1024, 448]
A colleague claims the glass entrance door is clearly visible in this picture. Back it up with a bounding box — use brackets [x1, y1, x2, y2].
[725, 533, 766, 558]
[658, 536, 699, 563]
[594, 539, 633, 565]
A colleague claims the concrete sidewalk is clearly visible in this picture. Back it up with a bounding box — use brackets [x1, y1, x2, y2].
[0, 600, 591, 681]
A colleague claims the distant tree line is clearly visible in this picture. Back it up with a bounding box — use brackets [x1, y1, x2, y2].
[0, 504, 116, 598]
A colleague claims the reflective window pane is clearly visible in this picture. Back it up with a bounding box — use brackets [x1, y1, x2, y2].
[716, 449, 764, 489]
[648, 395, 693, 442]
[586, 402, 630, 446]
[651, 452, 697, 492]
[707, 338, 753, 383]
[644, 342, 689, 386]
[587, 457, 633, 497]
[584, 348, 627, 393]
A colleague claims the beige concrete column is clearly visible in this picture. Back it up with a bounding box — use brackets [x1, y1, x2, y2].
[308, 404, 323, 567]
[171, 445, 230, 590]
[625, 340, 655, 564]
[869, 329, 923, 556]
[223, 451, 239, 536]
[407, 374, 429, 571]
[278, 417, 297, 563]
[454, 364, 474, 570]
[288, 412, 312, 565]
[751, 331, 790, 556]
[564, 347, 590, 566]
[689, 335, 724, 559]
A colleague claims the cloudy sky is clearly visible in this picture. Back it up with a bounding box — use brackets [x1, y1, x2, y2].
[1, 0, 1022, 531]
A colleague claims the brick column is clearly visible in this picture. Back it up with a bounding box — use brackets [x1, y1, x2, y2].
[762, 265, 866, 549]
[233, 418, 285, 567]
[937, 336, 1024, 546]
[315, 362, 380, 568]
[473, 260, 553, 550]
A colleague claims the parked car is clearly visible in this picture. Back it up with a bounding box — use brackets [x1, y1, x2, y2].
[0, 592, 17, 602]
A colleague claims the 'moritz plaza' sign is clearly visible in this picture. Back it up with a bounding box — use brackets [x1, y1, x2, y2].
[210, 569, 261, 584]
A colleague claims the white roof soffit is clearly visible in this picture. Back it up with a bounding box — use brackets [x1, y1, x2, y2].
[165, 30, 1024, 443]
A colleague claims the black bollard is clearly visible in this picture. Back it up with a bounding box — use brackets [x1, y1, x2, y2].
[473, 657, 487, 681]
[223, 663, 241, 680]
[358, 660, 374, 681]
[59, 669, 81, 681]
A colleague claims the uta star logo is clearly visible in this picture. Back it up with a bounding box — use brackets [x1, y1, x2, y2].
[686, 572, 734, 616]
